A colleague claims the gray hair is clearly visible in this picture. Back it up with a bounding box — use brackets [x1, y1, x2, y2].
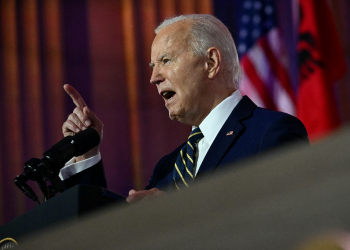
[155, 14, 241, 87]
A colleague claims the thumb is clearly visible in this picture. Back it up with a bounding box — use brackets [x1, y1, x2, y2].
[129, 189, 137, 195]
[83, 107, 100, 125]
[82, 106, 103, 142]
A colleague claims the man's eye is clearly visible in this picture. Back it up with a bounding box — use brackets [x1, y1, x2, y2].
[163, 58, 170, 64]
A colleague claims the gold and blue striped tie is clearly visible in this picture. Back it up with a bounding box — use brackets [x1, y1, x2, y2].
[173, 127, 204, 189]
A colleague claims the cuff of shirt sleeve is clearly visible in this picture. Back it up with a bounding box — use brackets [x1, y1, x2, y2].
[59, 153, 101, 180]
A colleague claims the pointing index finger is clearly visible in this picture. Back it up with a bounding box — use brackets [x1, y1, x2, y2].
[63, 84, 87, 108]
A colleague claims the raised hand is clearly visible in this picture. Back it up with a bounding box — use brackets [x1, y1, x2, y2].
[62, 84, 104, 162]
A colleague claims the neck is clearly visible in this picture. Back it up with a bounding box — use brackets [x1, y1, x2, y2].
[191, 88, 237, 127]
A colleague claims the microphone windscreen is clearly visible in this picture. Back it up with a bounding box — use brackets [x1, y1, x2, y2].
[72, 127, 100, 156]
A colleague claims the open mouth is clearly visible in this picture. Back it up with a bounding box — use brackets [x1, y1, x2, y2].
[162, 91, 176, 100]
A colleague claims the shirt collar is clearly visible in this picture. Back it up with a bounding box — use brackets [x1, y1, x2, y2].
[192, 90, 243, 145]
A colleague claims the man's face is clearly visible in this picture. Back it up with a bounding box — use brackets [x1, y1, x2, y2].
[150, 22, 211, 126]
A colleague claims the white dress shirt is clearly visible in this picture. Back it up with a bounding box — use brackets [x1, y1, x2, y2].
[59, 90, 243, 180]
[194, 90, 242, 175]
[59, 152, 101, 180]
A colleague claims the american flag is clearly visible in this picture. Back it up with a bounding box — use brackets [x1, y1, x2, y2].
[237, 0, 295, 115]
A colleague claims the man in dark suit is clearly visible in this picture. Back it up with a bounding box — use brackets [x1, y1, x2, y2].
[61, 14, 308, 203]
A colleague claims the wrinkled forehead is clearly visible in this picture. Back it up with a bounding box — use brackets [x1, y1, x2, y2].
[151, 21, 191, 57]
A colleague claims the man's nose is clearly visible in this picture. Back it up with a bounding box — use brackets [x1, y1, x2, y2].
[150, 67, 165, 85]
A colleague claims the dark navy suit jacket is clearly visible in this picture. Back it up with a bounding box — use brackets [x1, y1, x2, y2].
[145, 96, 309, 190]
[63, 160, 107, 189]
[66, 96, 308, 190]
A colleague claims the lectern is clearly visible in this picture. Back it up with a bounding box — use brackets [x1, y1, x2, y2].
[16, 127, 350, 250]
[0, 184, 125, 245]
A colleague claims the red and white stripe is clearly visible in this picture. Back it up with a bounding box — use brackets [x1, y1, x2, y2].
[239, 28, 295, 115]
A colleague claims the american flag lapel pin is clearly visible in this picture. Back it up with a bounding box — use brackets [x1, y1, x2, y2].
[226, 131, 234, 136]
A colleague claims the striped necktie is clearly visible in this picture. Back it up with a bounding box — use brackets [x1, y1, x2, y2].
[173, 127, 204, 189]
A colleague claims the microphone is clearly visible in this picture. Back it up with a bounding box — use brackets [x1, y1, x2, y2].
[14, 128, 100, 202]
[40, 127, 100, 172]
[14, 173, 40, 203]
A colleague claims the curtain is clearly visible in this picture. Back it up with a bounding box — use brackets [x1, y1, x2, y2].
[0, 0, 212, 224]
[1, 0, 349, 225]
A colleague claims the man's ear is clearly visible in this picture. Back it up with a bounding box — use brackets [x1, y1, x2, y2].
[205, 47, 221, 79]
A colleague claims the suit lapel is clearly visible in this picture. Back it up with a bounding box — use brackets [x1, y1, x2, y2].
[196, 96, 257, 178]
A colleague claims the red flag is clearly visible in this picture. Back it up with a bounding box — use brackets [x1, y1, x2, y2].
[297, 0, 346, 141]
